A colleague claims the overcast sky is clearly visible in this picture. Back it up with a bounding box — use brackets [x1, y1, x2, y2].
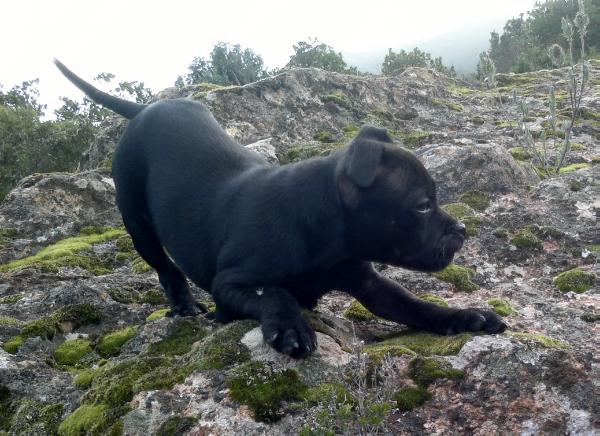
[1, 0, 538, 115]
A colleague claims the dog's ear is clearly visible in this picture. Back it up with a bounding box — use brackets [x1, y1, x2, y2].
[343, 132, 385, 188]
[356, 125, 393, 143]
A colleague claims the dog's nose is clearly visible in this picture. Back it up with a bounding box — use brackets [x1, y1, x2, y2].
[451, 221, 467, 238]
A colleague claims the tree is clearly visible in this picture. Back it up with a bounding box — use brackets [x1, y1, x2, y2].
[286, 38, 358, 74]
[178, 42, 268, 87]
[381, 47, 455, 76]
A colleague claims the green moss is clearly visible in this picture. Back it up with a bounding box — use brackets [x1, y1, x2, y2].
[371, 331, 472, 357]
[74, 368, 97, 389]
[462, 216, 483, 237]
[194, 320, 255, 369]
[280, 141, 343, 164]
[494, 119, 519, 128]
[344, 300, 377, 321]
[2, 335, 24, 354]
[363, 342, 416, 361]
[553, 268, 596, 293]
[394, 386, 432, 411]
[156, 416, 197, 436]
[97, 326, 138, 358]
[115, 235, 134, 253]
[544, 129, 565, 139]
[54, 339, 93, 366]
[228, 361, 307, 422]
[0, 227, 125, 274]
[487, 298, 515, 316]
[441, 202, 474, 219]
[11, 400, 63, 435]
[146, 308, 169, 321]
[147, 319, 207, 357]
[569, 179, 584, 191]
[508, 146, 532, 161]
[458, 191, 490, 212]
[0, 316, 22, 327]
[320, 93, 351, 109]
[558, 163, 592, 174]
[420, 294, 449, 307]
[57, 404, 110, 436]
[0, 228, 17, 248]
[570, 142, 586, 151]
[313, 131, 335, 143]
[139, 289, 167, 305]
[432, 264, 478, 292]
[511, 227, 542, 249]
[394, 129, 432, 148]
[303, 382, 355, 407]
[371, 109, 394, 122]
[431, 98, 463, 112]
[470, 116, 485, 125]
[3, 304, 102, 354]
[409, 356, 464, 387]
[132, 255, 152, 274]
[0, 293, 23, 304]
[508, 332, 570, 349]
[579, 107, 600, 120]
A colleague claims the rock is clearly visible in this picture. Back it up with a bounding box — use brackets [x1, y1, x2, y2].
[79, 115, 127, 170]
[244, 138, 279, 164]
[417, 143, 540, 203]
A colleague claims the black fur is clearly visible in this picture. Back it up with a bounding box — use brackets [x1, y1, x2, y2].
[56, 61, 507, 358]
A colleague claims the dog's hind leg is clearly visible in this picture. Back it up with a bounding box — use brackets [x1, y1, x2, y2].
[123, 217, 206, 317]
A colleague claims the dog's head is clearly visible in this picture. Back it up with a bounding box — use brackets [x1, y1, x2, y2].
[336, 126, 466, 272]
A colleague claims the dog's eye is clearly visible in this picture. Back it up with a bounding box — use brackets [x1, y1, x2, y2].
[416, 200, 432, 214]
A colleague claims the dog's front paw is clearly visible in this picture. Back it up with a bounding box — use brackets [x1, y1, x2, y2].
[168, 301, 208, 317]
[261, 313, 317, 358]
[445, 308, 507, 335]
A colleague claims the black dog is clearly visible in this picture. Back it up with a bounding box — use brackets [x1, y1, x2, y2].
[55, 60, 506, 358]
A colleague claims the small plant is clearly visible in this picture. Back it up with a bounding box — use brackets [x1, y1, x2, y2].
[512, 0, 590, 175]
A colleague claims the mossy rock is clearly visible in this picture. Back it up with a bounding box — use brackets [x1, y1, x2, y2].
[558, 163, 591, 174]
[132, 255, 153, 274]
[303, 382, 355, 407]
[441, 202, 474, 219]
[432, 264, 478, 292]
[74, 368, 97, 389]
[470, 116, 485, 125]
[508, 332, 570, 349]
[344, 300, 377, 321]
[57, 404, 110, 436]
[409, 356, 464, 387]
[0, 227, 125, 275]
[0, 316, 22, 327]
[3, 304, 102, 354]
[0, 293, 23, 304]
[487, 298, 515, 316]
[394, 386, 432, 411]
[156, 416, 197, 436]
[366, 331, 472, 357]
[313, 131, 335, 143]
[280, 142, 341, 164]
[146, 308, 170, 321]
[147, 318, 207, 357]
[508, 146, 532, 161]
[54, 338, 93, 366]
[228, 361, 307, 422]
[194, 320, 255, 370]
[569, 179, 585, 191]
[97, 326, 138, 358]
[511, 227, 542, 249]
[553, 268, 596, 293]
[420, 294, 449, 307]
[458, 191, 490, 212]
[363, 342, 416, 362]
[11, 400, 63, 435]
[320, 93, 351, 109]
[393, 129, 432, 148]
[431, 98, 463, 112]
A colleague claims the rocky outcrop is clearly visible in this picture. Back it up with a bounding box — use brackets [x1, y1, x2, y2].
[0, 62, 598, 435]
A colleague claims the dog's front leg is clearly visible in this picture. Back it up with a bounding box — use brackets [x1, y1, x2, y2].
[338, 262, 507, 335]
[211, 282, 317, 358]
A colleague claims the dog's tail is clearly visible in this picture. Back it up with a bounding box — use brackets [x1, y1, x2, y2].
[53, 59, 146, 119]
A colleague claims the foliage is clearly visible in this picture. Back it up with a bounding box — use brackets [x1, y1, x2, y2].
[0, 74, 152, 200]
[285, 38, 358, 74]
[177, 42, 268, 87]
[382, 47, 456, 76]
[512, 0, 591, 174]
[479, 0, 599, 74]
